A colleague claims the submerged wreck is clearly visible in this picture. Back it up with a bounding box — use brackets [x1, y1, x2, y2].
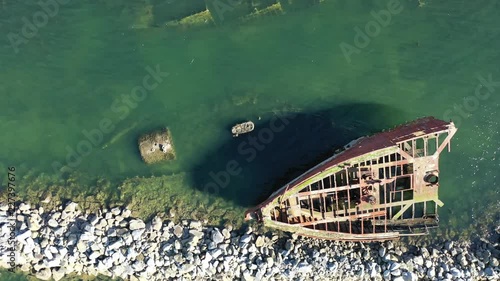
[245, 117, 457, 241]
[138, 128, 175, 164]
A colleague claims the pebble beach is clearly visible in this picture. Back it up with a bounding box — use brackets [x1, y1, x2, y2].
[1, 202, 499, 281]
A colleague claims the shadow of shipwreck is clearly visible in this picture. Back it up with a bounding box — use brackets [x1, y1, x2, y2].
[188, 102, 405, 208]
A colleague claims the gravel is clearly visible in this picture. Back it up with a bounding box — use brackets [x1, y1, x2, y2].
[0, 201, 499, 281]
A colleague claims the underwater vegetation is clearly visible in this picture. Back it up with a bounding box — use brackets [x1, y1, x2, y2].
[126, 0, 326, 29]
[1, 170, 247, 227]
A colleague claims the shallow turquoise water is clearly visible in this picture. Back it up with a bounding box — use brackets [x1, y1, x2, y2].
[1, 1, 499, 278]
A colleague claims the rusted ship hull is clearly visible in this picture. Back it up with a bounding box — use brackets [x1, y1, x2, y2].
[245, 117, 457, 241]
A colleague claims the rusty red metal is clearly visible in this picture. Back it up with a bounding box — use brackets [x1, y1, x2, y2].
[245, 117, 457, 241]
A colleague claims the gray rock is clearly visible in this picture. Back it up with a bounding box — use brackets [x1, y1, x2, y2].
[122, 209, 132, 218]
[19, 203, 31, 212]
[379, 246, 387, 257]
[150, 216, 162, 232]
[432, 248, 440, 257]
[108, 239, 124, 250]
[107, 228, 117, 237]
[368, 263, 378, 278]
[40, 238, 49, 249]
[266, 256, 274, 268]
[390, 262, 400, 271]
[20, 264, 30, 272]
[44, 247, 54, 261]
[255, 236, 265, 248]
[28, 221, 41, 232]
[246, 226, 252, 234]
[327, 262, 338, 273]
[427, 268, 436, 279]
[189, 220, 202, 229]
[437, 266, 444, 277]
[129, 219, 145, 231]
[413, 255, 424, 266]
[174, 240, 182, 250]
[105, 212, 113, 220]
[131, 260, 146, 272]
[173, 225, 183, 238]
[35, 268, 52, 280]
[222, 228, 231, 239]
[64, 202, 78, 213]
[16, 229, 32, 241]
[111, 207, 121, 216]
[211, 228, 224, 244]
[285, 240, 294, 251]
[240, 234, 252, 244]
[210, 248, 223, 259]
[52, 267, 66, 281]
[89, 250, 101, 260]
[391, 269, 401, 276]
[484, 267, 497, 278]
[0, 202, 8, 211]
[450, 268, 462, 278]
[420, 247, 430, 258]
[441, 263, 450, 273]
[402, 271, 417, 281]
[207, 241, 216, 250]
[450, 248, 458, 256]
[179, 264, 195, 274]
[297, 262, 312, 273]
[168, 209, 175, 218]
[356, 266, 365, 277]
[445, 241, 453, 251]
[111, 265, 127, 277]
[47, 219, 58, 228]
[242, 270, 254, 281]
[385, 253, 399, 262]
[76, 241, 87, 253]
[483, 249, 492, 259]
[362, 249, 370, 260]
[189, 230, 204, 241]
[89, 215, 99, 225]
[45, 255, 62, 268]
[248, 244, 257, 253]
[383, 269, 391, 280]
[131, 229, 145, 241]
[48, 246, 58, 254]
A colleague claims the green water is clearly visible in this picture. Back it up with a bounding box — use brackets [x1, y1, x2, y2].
[1, 0, 500, 278]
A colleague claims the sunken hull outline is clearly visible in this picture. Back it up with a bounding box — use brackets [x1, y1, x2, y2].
[245, 117, 457, 241]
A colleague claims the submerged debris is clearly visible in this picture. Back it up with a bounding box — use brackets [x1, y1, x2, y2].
[138, 128, 175, 164]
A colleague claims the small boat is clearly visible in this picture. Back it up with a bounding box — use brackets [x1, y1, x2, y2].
[231, 121, 255, 137]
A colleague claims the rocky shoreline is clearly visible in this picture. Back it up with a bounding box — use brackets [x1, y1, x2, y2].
[1, 202, 498, 281]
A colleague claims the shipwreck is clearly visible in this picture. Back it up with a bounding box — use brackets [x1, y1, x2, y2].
[245, 117, 457, 241]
